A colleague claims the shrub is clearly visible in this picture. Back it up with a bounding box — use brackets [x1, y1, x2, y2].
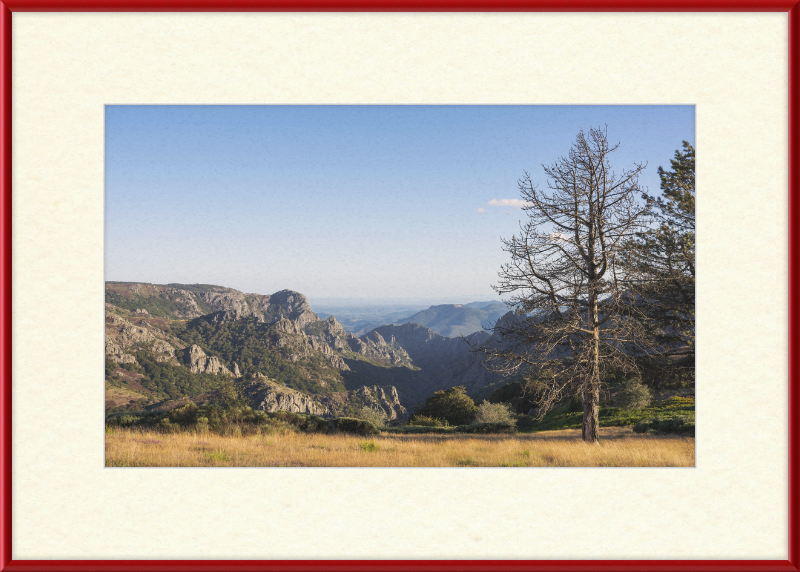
[107, 412, 147, 427]
[455, 422, 515, 434]
[412, 386, 477, 426]
[568, 394, 583, 412]
[358, 440, 380, 452]
[330, 417, 380, 436]
[616, 377, 653, 410]
[408, 415, 446, 427]
[167, 402, 199, 425]
[381, 425, 451, 434]
[355, 406, 389, 428]
[261, 419, 299, 435]
[270, 410, 331, 433]
[633, 415, 694, 436]
[205, 450, 230, 462]
[475, 400, 517, 426]
[515, 414, 536, 431]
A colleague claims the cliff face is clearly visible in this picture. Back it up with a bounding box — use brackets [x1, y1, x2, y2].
[316, 385, 408, 423]
[182, 344, 232, 376]
[240, 375, 330, 416]
[105, 308, 181, 366]
[221, 375, 408, 421]
[105, 282, 321, 325]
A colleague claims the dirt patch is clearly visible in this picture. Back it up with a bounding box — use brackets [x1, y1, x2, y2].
[113, 368, 150, 394]
[105, 386, 146, 409]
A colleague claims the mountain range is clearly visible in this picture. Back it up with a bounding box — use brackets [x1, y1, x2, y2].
[394, 302, 508, 337]
[105, 282, 513, 420]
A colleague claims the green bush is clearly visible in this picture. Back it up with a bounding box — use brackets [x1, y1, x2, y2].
[412, 386, 477, 426]
[455, 422, 515, 434]
[106, 412, 150, 427]
[382, 425, 452, 434]
[408, 415, 447, 427]
[106, 403, 390, 437]
[615, 377, 653, 410]
[261, 419, 299, 435]
[354, 406, 389, 428]
[358, 440, 380, 452]
[330, 417, 380, 436]
[167, 402, 199, 425]
[270, 410, 331, 433]
[475, 400, 517, 426]
[633, 415, 694, 436]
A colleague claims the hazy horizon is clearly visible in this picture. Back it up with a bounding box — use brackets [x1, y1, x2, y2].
[105, 105, 695, 300]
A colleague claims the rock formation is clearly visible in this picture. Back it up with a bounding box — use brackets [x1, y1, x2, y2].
[240, 375, 329, 416]
[182, 344, 232, 376]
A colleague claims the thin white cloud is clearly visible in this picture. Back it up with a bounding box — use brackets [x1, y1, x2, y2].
[487, 198, 532, 208]
[476, 207, 487, 213]
[548, 232, 570, 243]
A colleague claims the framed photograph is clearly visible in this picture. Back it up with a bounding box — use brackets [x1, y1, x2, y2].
[1, 2, 796, 571]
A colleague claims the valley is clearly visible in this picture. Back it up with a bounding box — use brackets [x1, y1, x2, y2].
[105, 281, 508, 418]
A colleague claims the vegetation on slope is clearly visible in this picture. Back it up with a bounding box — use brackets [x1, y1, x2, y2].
[174, 317, 346, 394]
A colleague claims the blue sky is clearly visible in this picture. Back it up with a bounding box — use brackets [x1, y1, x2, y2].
[105, 105, 695, 304]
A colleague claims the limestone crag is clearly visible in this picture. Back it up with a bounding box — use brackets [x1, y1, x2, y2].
[105, 311, 156, 346]
[207, 309, 265, 325]
[105, 340, 136, 364]
[198, 290, 252, 316]
[182, 344, 232, 376]
[347, 329, 412, 366]
[348, 385, 407, 422]
[239, 375, 329, 416]
[107, 282, 320, 325]
[105, 310, 182, 366]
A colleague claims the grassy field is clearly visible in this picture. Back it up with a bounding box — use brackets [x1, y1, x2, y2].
[105, 426, 694, 467]
[524, 396, 695, 432]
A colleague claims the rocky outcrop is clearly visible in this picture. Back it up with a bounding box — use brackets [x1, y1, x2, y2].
[266, 290, 319, 327]
[182, 344, 232, 376]
[105, 340, 136, 364]
[349, 385, 407, 422]
[240, 375, 329, 416]
[105, 311, 156, 346]
[311, 385, 408, 422]
[151, 339, 179, 365]
[347, 329, 412, 366]
[105, 310, 182, 366]
[198, 290, 251, 316]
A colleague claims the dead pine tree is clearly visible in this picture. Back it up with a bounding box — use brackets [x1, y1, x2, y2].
[478, 127, 660, 443]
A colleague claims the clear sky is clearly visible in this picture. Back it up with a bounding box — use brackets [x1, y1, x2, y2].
[105, 105, 695, 304]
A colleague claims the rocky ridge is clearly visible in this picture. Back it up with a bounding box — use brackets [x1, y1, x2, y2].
[105, 282, 505, 414]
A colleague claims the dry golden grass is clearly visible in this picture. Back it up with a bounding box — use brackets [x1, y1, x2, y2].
[105, 426, 694, 467]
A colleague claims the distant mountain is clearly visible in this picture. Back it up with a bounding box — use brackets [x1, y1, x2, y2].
[395, 302, 508, 338]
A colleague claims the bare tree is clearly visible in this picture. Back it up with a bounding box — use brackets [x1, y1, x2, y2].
[477, 127, 659, 443]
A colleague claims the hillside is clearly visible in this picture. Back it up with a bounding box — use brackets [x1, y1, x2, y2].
[105, 282, 504, 415]
[395, 302, 508, 337]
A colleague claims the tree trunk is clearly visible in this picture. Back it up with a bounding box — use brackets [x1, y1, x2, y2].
[583, 285, 601, 443]
[582, 375, 600, 443]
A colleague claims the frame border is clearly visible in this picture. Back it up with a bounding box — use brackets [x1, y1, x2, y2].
[0, 3, 797, 572]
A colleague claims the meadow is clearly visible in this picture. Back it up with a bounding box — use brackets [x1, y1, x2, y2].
[105, 426, 694, 467]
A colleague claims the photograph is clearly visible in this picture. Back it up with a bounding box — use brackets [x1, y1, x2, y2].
[103, 104, 696, 468]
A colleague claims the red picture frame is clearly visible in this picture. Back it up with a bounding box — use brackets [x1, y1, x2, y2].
[0, 3, 796, 572]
